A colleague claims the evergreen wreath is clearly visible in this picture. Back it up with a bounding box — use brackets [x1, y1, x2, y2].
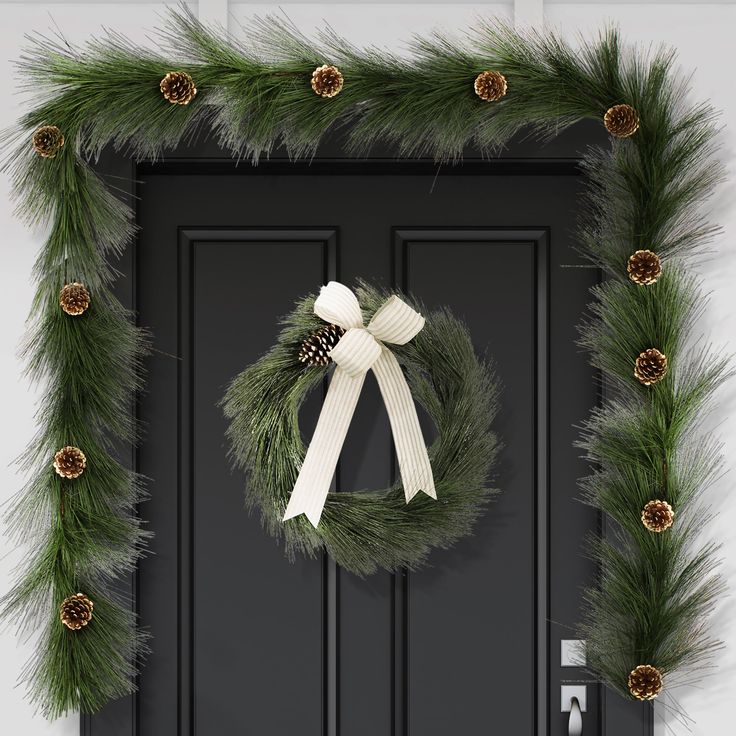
[2, 2, 727, 721]
[222, 283, 500, 576]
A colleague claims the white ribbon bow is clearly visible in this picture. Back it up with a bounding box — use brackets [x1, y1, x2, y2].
[283, 282, 437, 527]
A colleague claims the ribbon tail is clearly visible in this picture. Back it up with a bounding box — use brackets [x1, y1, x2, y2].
[372, 348, 436, 503]
[283, 367, 365, 527]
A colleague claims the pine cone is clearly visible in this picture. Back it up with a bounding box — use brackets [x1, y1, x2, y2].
[53, 446, 87, 479]
[627, 250, 662, 285]
[311, 65, 344, 98]
[604, 104, 640, 138]
[474, 70, 508, 102]
[634, 348, 668, 386]
[641, 499, 675, 533]
[32, 125, 65, 158]
[628, 664, 663, 701]
[160, 71, 197, 105]
[59, 282, 91, 316]
[60, 593, 94, 630]
[299, 323, 345, 366]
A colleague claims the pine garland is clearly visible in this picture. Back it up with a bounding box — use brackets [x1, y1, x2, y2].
[3, 3, 726, 718]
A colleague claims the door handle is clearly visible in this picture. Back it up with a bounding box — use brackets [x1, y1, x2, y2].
[568, 696, 582, 736]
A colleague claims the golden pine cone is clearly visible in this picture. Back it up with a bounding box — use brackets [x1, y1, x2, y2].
[299, 323, 345, 366]
[311, 65, 344, 98]
[474, 70, 507, 102]
[32, 125, 65, 158]
[53, 446, 87, 479]
[628, 664, 663, 701]
[634, 348, 668, 386]
[59, 282, 91, 316]
[627, 250, 662, 285]
[160, 71, 197, 105]
[604, 104, 640, 138]
[641, 499, 675, 533]
[60, 593, 94, 630]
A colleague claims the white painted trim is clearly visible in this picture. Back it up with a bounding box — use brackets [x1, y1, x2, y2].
[198, 0, 228, 30]
[514, 0, 544, 27]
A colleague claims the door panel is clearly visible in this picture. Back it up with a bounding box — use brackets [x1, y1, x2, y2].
[87, 140, 652, 735]
[398, 231, 540, 736]
[187, 231, 335, 733]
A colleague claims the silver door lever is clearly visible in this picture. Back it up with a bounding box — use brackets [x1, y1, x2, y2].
[568, 696, 582, 736]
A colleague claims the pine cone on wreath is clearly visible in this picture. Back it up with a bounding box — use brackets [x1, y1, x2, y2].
[59, 282, 91, 316]
[299, 323, 345, 366]
[634, 348, 668, 386]
[60, 593, 94, 630]
[628, 664, 663, 701]
[160, 71, 197, 105]
[311, 65, 344, 98]
[604, 104, 640, 138]
[627, 250, 662, 285]
[32, 125, 65, 158]
[473, 70, 508, 102]
[53, 446, 87, 479]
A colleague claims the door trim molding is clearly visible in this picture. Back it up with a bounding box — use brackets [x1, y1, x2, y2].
[84, 145, 648, 736]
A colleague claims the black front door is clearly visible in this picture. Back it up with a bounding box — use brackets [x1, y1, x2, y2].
[88, 132, 652, 736]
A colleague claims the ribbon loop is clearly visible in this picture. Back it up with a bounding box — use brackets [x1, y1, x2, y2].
[330, 327, 382, 377]
[367, 295, 425, 345]
[283, 282, 436, 527]
[314, 281, 364, 329]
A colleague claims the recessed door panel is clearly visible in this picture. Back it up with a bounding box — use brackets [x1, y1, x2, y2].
[398, 232, 541, 735]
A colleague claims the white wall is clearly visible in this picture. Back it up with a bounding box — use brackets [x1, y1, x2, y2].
[1, 3, 733, 735]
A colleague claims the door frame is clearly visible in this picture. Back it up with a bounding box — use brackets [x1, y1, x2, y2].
[84, 126, 653, 736]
